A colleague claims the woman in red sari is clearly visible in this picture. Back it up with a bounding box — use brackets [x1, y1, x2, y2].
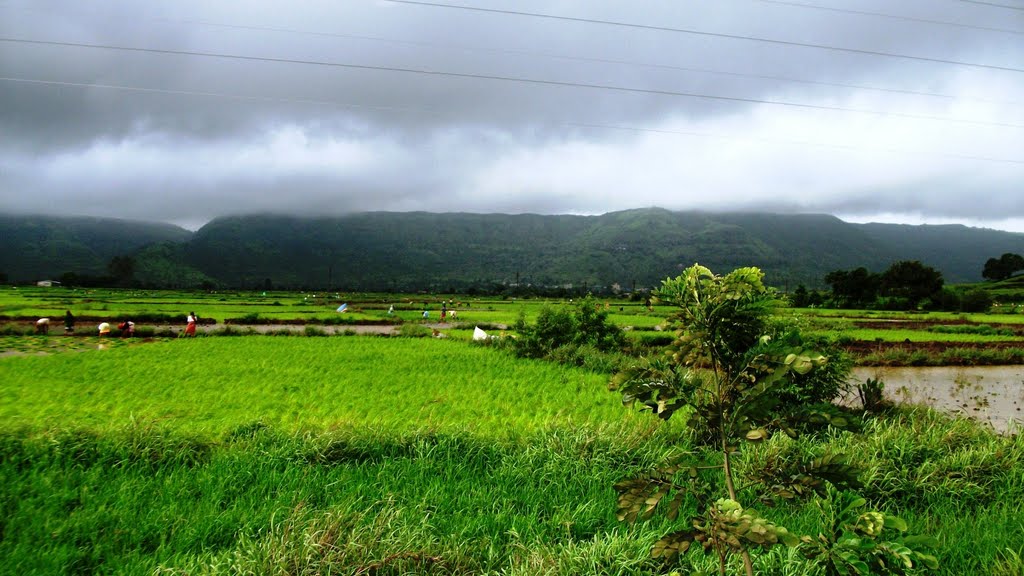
[185, 312, 197, 336]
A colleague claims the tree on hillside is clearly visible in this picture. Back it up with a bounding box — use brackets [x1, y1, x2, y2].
[982, 253, 1024, 282]
[879, 261, 943, 309]
[107, 255, 136, 287]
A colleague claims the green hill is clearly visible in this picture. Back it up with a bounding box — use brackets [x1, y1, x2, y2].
[3, 209, 1022, 290]
[0, 215, 192, 283]
[179, 209, 1024, 290]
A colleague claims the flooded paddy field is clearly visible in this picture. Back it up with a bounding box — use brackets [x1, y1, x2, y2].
[852, 365, 1023, 433]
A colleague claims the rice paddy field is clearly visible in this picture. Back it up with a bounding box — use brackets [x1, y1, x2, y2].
[0, 287, 666, 329]
[1, 287, 1024, 574]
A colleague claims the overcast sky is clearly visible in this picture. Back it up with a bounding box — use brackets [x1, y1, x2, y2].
[1, 0, 1022, 231]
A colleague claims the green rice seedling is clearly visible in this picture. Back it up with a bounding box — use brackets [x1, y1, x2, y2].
[928, 324, 1017, 337]
[302, 325, 328, 337]
[821, 328, 1024, 344]
[0, 337, 660, 436]
[397, 323, 434, 338]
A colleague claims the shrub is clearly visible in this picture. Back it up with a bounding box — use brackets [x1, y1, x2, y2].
[547, 343, 627, 373]
[511, 306, 576, 358]
[511, 296, 625, 360]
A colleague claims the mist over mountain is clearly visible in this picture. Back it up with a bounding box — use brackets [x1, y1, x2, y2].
[3, 209, 1022, 290]
[0, 215, 192, 282]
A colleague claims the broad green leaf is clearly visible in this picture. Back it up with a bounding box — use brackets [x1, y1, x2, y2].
[883, 515, 908, 532]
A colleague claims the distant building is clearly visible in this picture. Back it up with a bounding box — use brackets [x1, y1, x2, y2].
[36, 280, 61, 287]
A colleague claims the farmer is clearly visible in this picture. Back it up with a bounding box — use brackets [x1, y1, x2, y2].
[64, 310, 75, 334]
[118, 319, 135, 337]
[35, 317, 50, 335]
[184, 312, 197, 337]
[98, 322, 111, 336]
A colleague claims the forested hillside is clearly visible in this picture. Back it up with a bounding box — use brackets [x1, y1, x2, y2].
[3, 209, 1023, 290]
[177, 209, 1024, 290]
[0, 215, 192, 282]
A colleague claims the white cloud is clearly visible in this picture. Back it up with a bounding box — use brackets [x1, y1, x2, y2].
[1, 0, 1022, 232]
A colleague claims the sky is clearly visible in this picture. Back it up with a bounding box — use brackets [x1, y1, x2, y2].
[1, 0, 1022, 231]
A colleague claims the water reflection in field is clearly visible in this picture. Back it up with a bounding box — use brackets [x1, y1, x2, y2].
[851, 366, 1023, 433]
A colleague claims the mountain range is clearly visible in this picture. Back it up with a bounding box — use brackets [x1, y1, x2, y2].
[2, 209, 1022, 291]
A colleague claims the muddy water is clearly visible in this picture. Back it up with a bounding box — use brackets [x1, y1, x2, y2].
[851, 366, 1024, 433]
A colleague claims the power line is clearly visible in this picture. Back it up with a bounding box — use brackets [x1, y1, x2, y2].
[138, 18, 1024, 107]
[4, 74, 1021, 166]
[956, 0, 1024, 11]
[752, 0, 1023, 35]
[2, 37, 1021, 130]
[5, 3, 1020, 106]
[381, 0, 1024, 73]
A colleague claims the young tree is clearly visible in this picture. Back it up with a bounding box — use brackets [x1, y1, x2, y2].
[613, 265, 936, 575]
[107, 255, 137, 287]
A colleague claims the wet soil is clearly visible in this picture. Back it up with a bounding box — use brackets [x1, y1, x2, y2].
[851, 366, 1023, 433]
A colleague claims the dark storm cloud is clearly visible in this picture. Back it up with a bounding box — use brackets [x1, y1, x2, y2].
[1, 0, 1022, 230]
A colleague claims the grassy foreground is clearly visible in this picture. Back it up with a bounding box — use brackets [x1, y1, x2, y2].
[1, 337, 1022, 574]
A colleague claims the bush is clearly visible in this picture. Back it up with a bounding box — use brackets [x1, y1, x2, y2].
[510, 296, 626, 361]
[511, 306, 576, 359]
[547, 343, 627, 373]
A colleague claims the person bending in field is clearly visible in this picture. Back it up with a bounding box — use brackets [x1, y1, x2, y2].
[185, 312, 197, 337]
[35, 317, 50, 335]
[118, 319, 135, 337]
[64, 310, 75, 334]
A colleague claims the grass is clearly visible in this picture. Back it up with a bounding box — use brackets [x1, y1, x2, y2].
[0, 425, 681, 575]
[0, 287, 674, 330]
[2, 288, 1024, 573]
[0, 337, 652, 435]
[1, 335, 1022, 574]
[858, 346, 1024, 367]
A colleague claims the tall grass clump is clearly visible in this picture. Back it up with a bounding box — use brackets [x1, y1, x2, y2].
[0, 422, 683, 575]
